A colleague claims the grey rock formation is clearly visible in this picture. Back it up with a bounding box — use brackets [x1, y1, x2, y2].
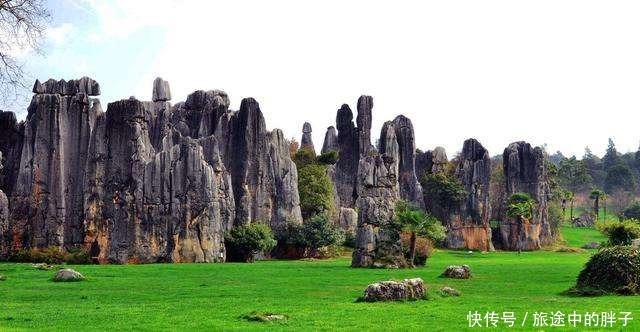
[356, 96, 374, 156]
[33, 77, 100, 96]
[333, 104, 359, 208]
[338, 207, 358, 232]
[572, 212, 595, 228]
[152, 77, 171, 102]
[0, 110, 24, 195]
[500, 141, 551, 250]
[0, 152, 7, 257]
[300, 122, 315, 152]
[361, 278, 426, 302]
[321, 126, 338, 154]
[390, 115, 424, 208]
[215, 98, 302, 227]
[9, 87, 100, 251]
[352, 126, 407, 268]
[445, 138, 493, 251]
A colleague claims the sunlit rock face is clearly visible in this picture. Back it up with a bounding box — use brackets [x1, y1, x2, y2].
[352, 119, 407, 268]
[499, 141, 551, 251]
[1, 78, 301, 263]
[446, 138, 493, 251]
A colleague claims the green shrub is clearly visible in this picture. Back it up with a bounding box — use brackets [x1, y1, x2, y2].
[316, 150, 338, 165]
[298, 164, 334, 219]
[225, 223, 277, 262]
[571, 246, 640, 295]
[67, 248, 91, 264]
[9, 246, 67, 264]
[597, 219, 640, 246]
[421, 173, 466, 210]
[343, 230, 356, 248]
[506, 192, 535, 220]
[293, 148, 317, 168]
[622, 202, 640, 220]
[274, 215, 344, 258]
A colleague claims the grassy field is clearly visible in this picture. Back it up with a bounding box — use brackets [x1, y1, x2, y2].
[0, 226, 633, 331]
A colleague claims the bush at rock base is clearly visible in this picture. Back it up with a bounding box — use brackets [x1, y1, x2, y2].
[225, 223, 277, 263]
[8, 247, 90, 264]
[400, 232, 433, 266]
[274, 215, 345, 258]
[570, 246, 640, 296]
[596, 219, 640, 246]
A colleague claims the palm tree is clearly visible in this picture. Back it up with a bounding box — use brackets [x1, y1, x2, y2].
[394, 201, 445, 266]
[589, 189, 605, 221]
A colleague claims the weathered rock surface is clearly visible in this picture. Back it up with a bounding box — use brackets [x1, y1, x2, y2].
[2, 78, 301, 263]
[352, 125, 407, 268]
[338, 207, 358, 232]
[300, 122, 315, 152]
[53, 268, 85, 282]
[152, 77, 171, 102]
[572, 213, 595, 228]
[361, 278, 426, 302]
[321, 126, 338, 154]
[356, 96, 374, 156]
[0, 153, 7, 255]
[416, 146, 448, 178]
[9, 87, 100, 251]
[445, 139, 493, 251]
[332, 104, 359, 208]
[441, 265, 471, 279]
[380, 116, 424, 208]
[500, 141, 551, 250]
[0, 111, 24, 195]
[215, 98, 302, 227]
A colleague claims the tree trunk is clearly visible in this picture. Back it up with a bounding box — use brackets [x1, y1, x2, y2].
[594, 198, 599, 219]
[409, 232, 417, 266]
[561, 199, 567, 221]
[570, 199, 574, 221]
[603, 196, 607, 221]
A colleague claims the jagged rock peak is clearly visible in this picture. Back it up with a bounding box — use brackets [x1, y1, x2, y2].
[152, 77, 171, 101]
[336, 104, 354, 133]
[185, 89, 230, 110]
[356, 95, 374, 156]
[321, 126, 338, 154]
[32, 77, 100, 96]
[300, 122, 315, 152]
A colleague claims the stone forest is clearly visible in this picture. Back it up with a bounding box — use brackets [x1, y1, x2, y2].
[3, 77, 640, 330]
[0, 77, 557, 265]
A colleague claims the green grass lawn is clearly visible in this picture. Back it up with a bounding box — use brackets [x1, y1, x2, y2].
[0, 227, 636, 331]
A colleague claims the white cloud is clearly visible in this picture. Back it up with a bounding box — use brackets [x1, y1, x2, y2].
[71, 0, 640, 157]
[47, 23, 74, 46]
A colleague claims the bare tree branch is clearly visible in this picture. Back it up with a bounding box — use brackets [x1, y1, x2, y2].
[0, 0, 49, 108]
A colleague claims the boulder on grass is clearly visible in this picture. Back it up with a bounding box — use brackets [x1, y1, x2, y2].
[361, 278, 426, 302]
[572, 213, 595, 228]
[440, 286, 461, 297]
[53, 269, 85, 282]
[32, 263, 54, 270]
[441, 265, 471, 279]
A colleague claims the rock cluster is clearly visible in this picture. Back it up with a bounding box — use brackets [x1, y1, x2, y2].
[441, 265, 471, 279]
[320, 126, 338, 154]
[361, 278, 426, 302]
[500, 141, 551, 250]
[572, 213, 595, 228]
[1, 78, 301, 263]
[300, 122, 315, 152]
[446, 139, 493, 251]
[352, 115, 407, 268]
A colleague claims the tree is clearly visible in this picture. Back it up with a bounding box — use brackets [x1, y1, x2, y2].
[589, 189, 605, 220]
[559, 189, 574, 221]
[506, 192, 535, 221]
[421, 172, 466, 213]
[224, 223, 277, 262]
[297, 164, 334, 219]
[604, 164, 636, 193]
[394, 201, 445, 266]
[602, 138, 621, 170]
[0, 0, 49, 104]
[622, 201, 640, 220]
[298, 214, 344, 257]
[557, 156, 591, 191]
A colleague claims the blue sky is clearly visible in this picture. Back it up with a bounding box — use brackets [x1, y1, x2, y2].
[8, 0, 640, 158]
